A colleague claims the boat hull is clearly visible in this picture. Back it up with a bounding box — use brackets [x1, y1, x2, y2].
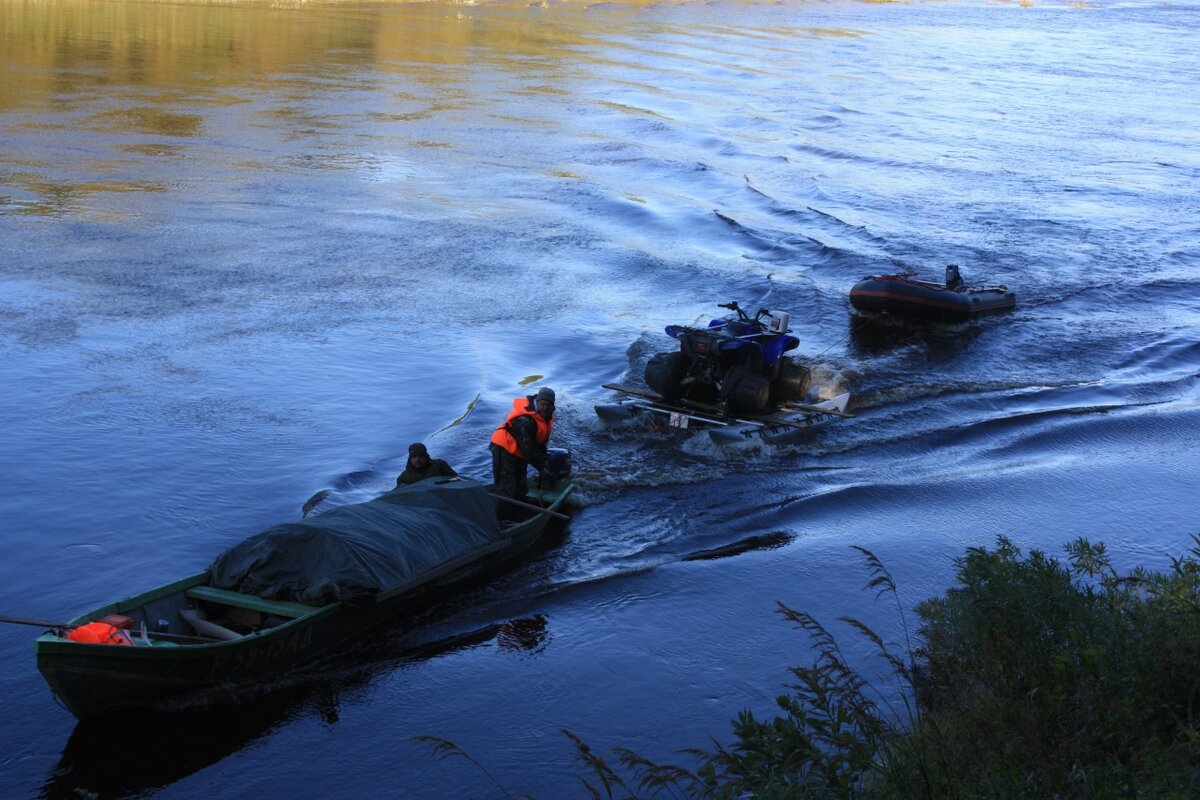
[35, 482, 572, 719]
[37, 583, 342, 718]
[849, 275, 1015, 322]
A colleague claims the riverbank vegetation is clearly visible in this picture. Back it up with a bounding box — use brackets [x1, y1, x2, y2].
[424, 535, 1200, 798]
[554, 535, 1200, 798]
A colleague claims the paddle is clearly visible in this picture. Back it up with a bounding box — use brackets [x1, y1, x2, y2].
[0, 613, 68, 630]
[0, 613, 216, 643]
[487, 491, 570, 521]
[433, 477, 571, 521]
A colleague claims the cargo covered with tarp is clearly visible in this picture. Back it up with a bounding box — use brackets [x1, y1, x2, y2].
[208, 479, 503, 606]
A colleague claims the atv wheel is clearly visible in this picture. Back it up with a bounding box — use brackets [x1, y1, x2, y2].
[722, 367, 770, 413]
[644, 351, 687, 400]
[771, 359, 811, 405]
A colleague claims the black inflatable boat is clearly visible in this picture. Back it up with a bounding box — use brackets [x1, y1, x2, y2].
[849, 265, 1016, 322]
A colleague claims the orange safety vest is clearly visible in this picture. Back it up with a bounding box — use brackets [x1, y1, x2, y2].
[66, 622, 134, 646]
[490, 398, 553, 460]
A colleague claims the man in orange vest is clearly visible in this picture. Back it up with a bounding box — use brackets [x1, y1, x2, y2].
[489, 386, 555, 519]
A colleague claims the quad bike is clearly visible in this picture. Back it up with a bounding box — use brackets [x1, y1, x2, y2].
[643, 302, 811, 414]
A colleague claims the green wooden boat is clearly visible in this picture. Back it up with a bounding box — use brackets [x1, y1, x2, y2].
[35, 478, 573, 720]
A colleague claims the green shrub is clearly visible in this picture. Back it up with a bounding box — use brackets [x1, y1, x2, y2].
[907, 535, 1200, 798]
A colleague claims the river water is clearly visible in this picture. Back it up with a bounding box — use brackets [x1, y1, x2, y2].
[1, 0, 1197, 797]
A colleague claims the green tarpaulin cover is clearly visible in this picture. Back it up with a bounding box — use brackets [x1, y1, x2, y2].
[208, 479, 502, 606]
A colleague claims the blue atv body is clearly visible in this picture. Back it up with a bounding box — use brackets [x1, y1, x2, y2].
[645, 302, 810, 414]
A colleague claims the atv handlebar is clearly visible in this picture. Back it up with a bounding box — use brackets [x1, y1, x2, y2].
[718, 301, 773, 326]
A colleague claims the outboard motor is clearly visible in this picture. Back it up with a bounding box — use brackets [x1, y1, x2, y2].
[945, 264, 963, 289]
[537, 448, 572, 489]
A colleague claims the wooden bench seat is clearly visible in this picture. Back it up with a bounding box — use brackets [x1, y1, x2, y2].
[185, 586, 319, 619]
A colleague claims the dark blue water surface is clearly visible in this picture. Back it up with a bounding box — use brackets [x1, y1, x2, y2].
[1, 0, 1198, 797]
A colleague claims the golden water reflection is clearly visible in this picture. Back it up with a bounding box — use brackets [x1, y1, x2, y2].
[0, 0, 844, 217]
[2, 0, 607, 105]
[1, 0, 625, 215]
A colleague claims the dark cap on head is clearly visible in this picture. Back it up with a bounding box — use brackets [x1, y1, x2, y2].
[408, 442, 428, 456]
[535, 387, 556, 404]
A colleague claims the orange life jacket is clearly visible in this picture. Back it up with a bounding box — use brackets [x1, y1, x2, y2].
[490, 397, 553, 459]
[66, 621, 134, 646]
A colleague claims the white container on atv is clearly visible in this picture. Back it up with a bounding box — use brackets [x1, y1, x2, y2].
[765, 311, 790, 334]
